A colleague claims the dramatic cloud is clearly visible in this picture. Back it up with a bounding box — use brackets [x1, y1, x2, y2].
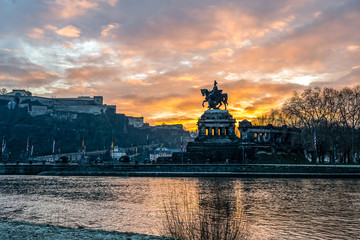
[0, 0, 359, 129]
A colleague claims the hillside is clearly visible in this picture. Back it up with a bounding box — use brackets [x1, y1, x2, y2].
[0, 105, 189, 161]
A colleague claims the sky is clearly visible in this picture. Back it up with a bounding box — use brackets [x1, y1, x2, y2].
[0, 0, 359, 130]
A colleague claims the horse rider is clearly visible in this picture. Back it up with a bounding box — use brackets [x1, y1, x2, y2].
[209, 80, 221, 102]
[213, 80, 218, 92]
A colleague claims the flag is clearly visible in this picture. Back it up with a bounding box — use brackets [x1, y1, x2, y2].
[52, 138, 56, 154]
[26, 137, 29, 153]
[82, 137, 85, 156]
[314, 130, 317, 151]
[1, 137, 4, 154]
[110, 138, 114, 158]
[180, 136, 183, 152]
[31, 145, 34, 156]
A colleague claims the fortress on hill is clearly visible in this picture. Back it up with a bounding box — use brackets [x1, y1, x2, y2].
[0, 89, 115, 115]
[0, 89, 147, 128]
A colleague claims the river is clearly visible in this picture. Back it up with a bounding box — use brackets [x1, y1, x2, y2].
[0, 176, 359, 239]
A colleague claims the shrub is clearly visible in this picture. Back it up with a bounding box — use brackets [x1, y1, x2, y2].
[162, 185, 248, 240]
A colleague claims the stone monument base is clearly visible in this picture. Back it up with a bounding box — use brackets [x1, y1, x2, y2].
[197, 109, 237, 141]
[182, 108, 246, 163]
[185, 141, 240, 163]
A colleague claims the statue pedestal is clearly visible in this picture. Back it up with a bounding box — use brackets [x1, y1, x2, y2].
[197, 109, 236, 141]
[185, 109, 240, 163]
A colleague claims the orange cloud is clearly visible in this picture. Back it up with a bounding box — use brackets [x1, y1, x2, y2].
[55, 25, 81, 37]
[210, 48, 234, 60]
[51, 0, 99, 18]
[63, 41, 76, 49]
[101, 23, 119, 37]
[125, 79, 151, 86]
[50, 0, 118, 19]
[27, 28, 44, 39]
[44, 24, 58, 31]
[347, 45, 360, 52]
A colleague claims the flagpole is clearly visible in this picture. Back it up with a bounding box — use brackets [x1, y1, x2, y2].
[1, 137, 4, 155]
[1, 136, 4, 162]
[181, 136, 183, 164]
[26, 136, 29, 160]
[52, 138, 55, 164]
[147, 134, 149, 163]
[314, 130, 317, 164]
[82, 137, 85, 159]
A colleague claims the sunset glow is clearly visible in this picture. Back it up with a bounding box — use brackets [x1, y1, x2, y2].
[1, 0, 359, 130]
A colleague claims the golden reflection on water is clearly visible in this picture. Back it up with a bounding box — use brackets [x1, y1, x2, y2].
[155, 178, 248, 239]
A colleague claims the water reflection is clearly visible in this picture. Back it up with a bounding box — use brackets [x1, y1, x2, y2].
[0, 176, 360, 239]
[160, 178, 248, 239]
[235, 179, 360, 239]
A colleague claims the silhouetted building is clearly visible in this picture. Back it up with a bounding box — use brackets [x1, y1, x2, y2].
[238, 120, 299, 145]
[153, 124, 184, 131]
[150, 147, 181, 163]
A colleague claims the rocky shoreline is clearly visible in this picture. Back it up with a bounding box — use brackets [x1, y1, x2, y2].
[0, 220, 175, 240]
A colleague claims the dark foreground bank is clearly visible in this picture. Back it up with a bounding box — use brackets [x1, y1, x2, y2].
[1, 163, 360, 177]
[0, 220, 175, 240]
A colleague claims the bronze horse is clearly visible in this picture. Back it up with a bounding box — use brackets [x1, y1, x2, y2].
[201, 89, 228, 110]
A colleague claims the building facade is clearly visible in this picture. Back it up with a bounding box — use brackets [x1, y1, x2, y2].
[127, 116, 144, 128]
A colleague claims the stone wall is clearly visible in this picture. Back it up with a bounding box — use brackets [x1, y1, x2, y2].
[2, 163, 360, 177]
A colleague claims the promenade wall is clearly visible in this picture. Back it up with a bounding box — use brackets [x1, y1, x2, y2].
[1, 163, 360, 177]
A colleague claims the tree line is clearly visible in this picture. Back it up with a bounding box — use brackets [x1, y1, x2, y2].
[252, 86, 360, 164]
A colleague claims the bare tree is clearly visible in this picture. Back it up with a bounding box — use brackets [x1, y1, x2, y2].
[281, 87, 347, 163]
[337, 86, 360, 163]
[268, 85, 360, 164]
[282, 88, 321, 163]
[252, 109, 289, 127]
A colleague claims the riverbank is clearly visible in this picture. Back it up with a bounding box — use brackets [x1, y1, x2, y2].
[1, 163, 360, 177]
[0, 220, 175, 240]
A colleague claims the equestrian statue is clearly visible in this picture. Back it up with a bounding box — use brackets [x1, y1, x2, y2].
[201, 80, 228, 110]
